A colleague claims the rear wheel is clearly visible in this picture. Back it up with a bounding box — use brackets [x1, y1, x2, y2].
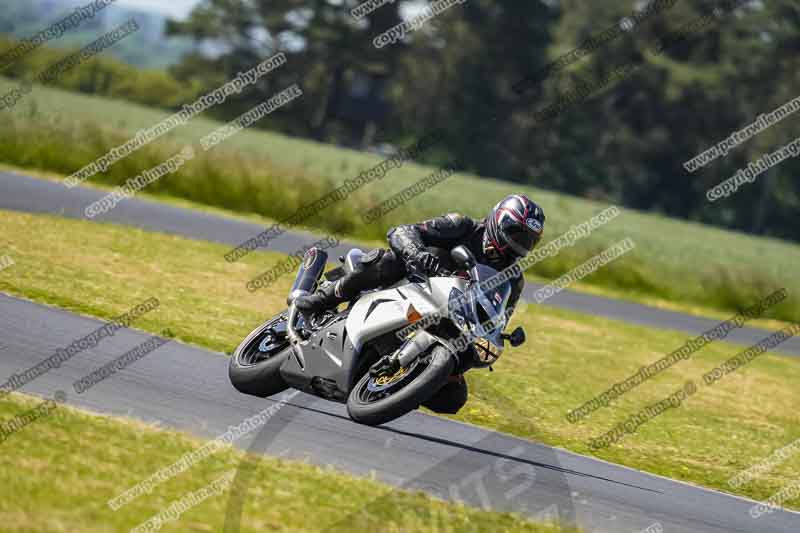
[347, 345, 455, 426]
[229, 313, 291, 397]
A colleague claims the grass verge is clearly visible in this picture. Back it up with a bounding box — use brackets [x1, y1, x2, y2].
[2, 78, 800, 322]
[1, 163, 792, 332]
[0, 393, 564, 532]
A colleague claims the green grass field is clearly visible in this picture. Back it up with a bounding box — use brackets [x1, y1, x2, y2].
[2, 77, 799, 323]
[0, 393, 564, 532]
[7, 162, 793, 333]
[2, 208, 799, 512]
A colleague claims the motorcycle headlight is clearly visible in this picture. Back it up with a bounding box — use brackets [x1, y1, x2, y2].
[473, 337, 503, 367]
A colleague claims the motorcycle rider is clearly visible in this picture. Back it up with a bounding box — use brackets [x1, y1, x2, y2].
[295, 194, 545, 414]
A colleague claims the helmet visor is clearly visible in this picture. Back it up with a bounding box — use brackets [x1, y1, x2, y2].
[502, 222, 540, 257]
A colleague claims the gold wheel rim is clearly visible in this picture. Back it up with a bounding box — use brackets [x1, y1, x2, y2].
[374, 366, 410, 387]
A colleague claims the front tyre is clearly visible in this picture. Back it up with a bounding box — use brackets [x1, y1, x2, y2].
[229, 313, 291, 398]
[347, 345, 455, 426]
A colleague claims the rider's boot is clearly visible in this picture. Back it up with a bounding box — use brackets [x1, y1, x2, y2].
[294, 281, 346, 316]
[295, 255, 391, 317]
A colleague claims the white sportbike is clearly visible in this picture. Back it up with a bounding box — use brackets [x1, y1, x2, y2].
[229, 245, 525, 426]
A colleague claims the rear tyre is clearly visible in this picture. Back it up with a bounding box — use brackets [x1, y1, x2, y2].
[229, 314, 291, 398]
[347, 345, 455, 426]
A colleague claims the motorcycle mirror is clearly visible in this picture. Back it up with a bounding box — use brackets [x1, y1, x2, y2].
[451, 245, 476, 269]
[502, 326, 526, 347]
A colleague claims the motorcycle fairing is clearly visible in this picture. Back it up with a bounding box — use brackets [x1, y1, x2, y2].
[278, 316, 359, 401]
[278, 275, 467, 402]
[345, 276, 465, 351]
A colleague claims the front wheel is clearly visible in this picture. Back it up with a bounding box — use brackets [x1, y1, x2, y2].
[229, 313, 291, 397]
[347, 345, 455, 426]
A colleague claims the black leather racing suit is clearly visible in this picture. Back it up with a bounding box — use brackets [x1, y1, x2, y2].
[331, 213, 525, 415]
[388, 213, 525, 310]
[334, 212, 524, 313]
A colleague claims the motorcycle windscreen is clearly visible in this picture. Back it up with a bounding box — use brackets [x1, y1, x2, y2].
[471, 264, 512, 333]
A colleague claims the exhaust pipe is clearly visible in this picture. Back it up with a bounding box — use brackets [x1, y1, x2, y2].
[286, 248, 328, 366]
[287, 247, 328, 306]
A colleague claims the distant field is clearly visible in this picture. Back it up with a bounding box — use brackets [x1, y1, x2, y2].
[2, 208, 799, 511]
[2, 77, 799, 322]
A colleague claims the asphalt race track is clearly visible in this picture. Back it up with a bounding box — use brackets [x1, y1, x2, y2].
[1, 293, 798, 532]
[1, 170, 798, 356]
[1, 171, 799, 531]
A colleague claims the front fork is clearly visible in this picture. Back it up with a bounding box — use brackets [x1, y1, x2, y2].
[370, 330, 460, 377]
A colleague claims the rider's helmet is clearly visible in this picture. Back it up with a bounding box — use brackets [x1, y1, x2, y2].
[483, 194, 545, 260]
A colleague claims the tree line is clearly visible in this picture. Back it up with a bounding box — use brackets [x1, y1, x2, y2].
[3, 0, 798, 242]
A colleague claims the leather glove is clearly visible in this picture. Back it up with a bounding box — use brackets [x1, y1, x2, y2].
[411, 251, 440, 276]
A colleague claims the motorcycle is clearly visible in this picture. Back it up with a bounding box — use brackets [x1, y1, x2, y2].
[229, 245, 525, 426]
